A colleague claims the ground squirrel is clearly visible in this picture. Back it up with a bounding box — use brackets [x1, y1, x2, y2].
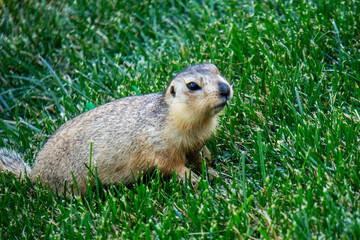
[0, 64, 233, 196]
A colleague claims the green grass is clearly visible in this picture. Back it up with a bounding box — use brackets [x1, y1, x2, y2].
[1, 0, 360, 238]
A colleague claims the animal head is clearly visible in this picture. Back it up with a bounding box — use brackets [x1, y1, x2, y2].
[165, 64, 233, 122]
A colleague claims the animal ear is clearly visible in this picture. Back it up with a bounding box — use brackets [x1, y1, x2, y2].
[170, 85, 176, 97]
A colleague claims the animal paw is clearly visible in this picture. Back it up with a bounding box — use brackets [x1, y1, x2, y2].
[207, 167, 218, 180]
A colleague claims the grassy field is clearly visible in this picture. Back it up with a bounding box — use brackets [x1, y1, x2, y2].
[1, 0, 360, 238]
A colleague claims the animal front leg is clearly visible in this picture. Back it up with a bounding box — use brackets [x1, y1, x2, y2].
[173, 165, 199, 187]
[187, 146, 218, 179]
[156, 157, 199, 187]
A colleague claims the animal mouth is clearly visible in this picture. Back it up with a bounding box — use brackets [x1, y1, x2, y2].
[214, 102, 227, 110]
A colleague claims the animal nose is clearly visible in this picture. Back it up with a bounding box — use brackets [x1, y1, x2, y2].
[218, 82, 231, 98]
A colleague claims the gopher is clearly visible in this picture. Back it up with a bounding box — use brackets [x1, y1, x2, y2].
[0, 64, 233, 196]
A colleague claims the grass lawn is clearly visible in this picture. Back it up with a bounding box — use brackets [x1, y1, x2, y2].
[1, 0, 360, 238]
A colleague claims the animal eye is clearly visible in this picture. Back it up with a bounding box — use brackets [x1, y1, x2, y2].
[186, 82, 201, 91]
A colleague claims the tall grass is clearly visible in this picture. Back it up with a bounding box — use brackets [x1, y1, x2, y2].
[1, 0, 359, 238]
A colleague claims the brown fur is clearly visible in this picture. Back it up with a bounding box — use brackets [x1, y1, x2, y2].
[0, 64, 232, 196]
[0, 148, 31, 177]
